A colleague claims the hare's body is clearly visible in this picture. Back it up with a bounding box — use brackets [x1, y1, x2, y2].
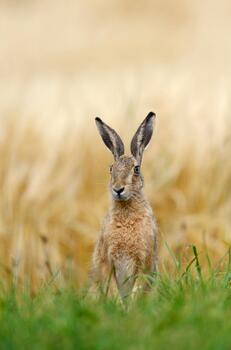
[92, 113, 158, 300]
[93, 189, 157, 298]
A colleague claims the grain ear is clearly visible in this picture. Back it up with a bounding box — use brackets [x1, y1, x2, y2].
[130, 112, 155, 164]
[95, 117, 124, 160]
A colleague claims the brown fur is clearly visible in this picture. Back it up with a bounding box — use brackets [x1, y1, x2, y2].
[92, 155, 158, 299]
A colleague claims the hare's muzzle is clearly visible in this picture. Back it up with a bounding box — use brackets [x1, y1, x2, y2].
[112, 187, 126, 200]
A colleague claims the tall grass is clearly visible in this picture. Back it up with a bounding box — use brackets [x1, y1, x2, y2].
[0, 247, 231, 350]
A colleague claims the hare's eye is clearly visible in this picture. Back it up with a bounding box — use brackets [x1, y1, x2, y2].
[134, 165, 140, 175]
[109, 165, 113, 173]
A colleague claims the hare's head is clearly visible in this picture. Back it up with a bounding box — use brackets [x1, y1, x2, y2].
[95, 112, 155, 201]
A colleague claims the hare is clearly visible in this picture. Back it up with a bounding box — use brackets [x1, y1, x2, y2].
[91, 112, 158, 300]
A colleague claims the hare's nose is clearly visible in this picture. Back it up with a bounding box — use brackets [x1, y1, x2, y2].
[113, 187, 125, 195]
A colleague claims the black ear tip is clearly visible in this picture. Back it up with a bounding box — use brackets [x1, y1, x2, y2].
[95, 117, 103, 123]
[147, 112, 156, 119]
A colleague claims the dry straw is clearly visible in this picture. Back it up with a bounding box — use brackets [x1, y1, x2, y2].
[0, 0, 230, 292]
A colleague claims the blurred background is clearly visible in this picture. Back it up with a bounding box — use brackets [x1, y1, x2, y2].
[0, 0, 230, 291]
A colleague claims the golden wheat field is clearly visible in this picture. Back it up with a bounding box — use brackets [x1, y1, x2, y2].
[0, 0, 230, 291]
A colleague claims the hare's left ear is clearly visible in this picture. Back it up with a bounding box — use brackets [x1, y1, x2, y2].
[95, 117, 124, 160]
[130, 112, 156, 165]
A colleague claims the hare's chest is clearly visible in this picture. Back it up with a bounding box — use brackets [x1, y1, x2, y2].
[105, 216, 154, 262]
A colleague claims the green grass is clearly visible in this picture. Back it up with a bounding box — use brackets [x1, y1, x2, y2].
[0, 250, 231, 350]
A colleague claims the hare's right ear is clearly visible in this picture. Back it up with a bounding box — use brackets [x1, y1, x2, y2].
[130, 112, 156, 165]
[95, 117, 124, 160]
